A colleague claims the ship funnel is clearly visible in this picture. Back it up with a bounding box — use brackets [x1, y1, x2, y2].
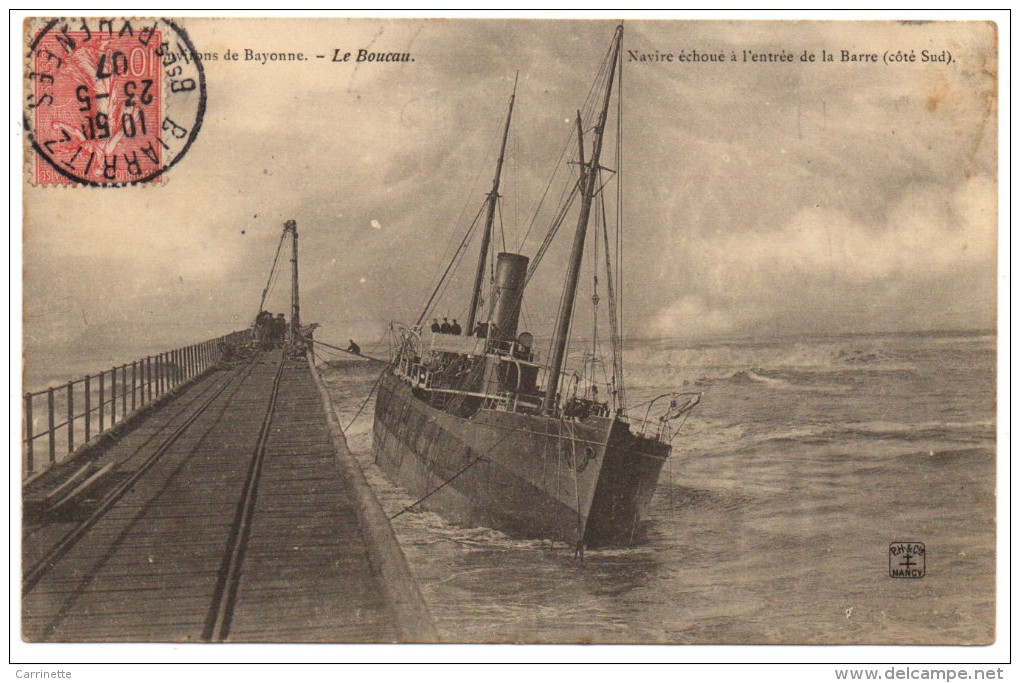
[487, 253, 529, 344]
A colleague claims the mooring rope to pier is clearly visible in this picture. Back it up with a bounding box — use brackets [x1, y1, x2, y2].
[388, 427, 517, 521]
[308, 340, 389, 432]
[310, 338, 389, 364]
[343, 368, 388, 432]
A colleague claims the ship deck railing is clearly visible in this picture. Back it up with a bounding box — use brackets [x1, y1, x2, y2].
[633, 392, 703, 444]
[421, 334, 541, 365]
[392, 360, 547, 415]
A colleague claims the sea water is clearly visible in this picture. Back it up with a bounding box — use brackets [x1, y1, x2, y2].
[320, 331, 996, 644]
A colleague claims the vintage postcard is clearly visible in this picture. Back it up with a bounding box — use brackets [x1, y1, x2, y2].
[15, 14, 1002, 662]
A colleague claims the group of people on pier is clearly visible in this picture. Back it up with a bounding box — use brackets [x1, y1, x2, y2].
[254, 311, 288, 349]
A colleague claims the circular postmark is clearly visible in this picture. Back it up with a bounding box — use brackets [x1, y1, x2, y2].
[25, 17, 206, 186]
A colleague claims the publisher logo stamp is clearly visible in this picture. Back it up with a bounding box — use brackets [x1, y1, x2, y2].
[889, 541, 925, 578]
[25, 17, 206, 187]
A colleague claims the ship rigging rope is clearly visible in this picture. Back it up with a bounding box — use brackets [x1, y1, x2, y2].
[589, 198, 601, 395]
[523, 184, 580, 288]
[616, 44, 626, 408]
[417, 97, 515, 321]
[497, 195, 507, 254]
[416, 202, 487, 329]
[514, 29, 613, 257]
[561, 417, 585, 547]
[514, 139, 572, 254]
[388, 426, 518, 521]
[519, 51, 616, 292]
[598, 171, 626, 412]
[256, 230, 288, 323]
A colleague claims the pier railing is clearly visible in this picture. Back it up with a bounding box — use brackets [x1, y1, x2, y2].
[22, 330, 250, 476]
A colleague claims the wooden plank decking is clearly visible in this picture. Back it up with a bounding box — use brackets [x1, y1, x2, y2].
[21, 350, 403, 643]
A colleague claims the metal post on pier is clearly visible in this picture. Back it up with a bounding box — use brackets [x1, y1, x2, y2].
[99, 371, 105, 432]
[47, 387, 56, 465]
[122, 364, 127, 416]
[111, 366, 117, 426]
[146, 357, 152, 402]
[84, 376, 91, 442]
[67, 381, 74, 454]
[25, 394, 34, 474]
[131, 361, 137, 411]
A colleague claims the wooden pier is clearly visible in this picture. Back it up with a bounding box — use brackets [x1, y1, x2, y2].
[21, 349, 435, 643]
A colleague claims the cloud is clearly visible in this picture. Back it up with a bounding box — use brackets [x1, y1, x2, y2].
[22, 19, 998, 363]
[650, 296, 744, 338]
[648, 174, 996, 338]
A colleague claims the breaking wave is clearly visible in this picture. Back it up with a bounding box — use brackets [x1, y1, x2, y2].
[838, 419, 996, 442]
[619, 338, 916, 390]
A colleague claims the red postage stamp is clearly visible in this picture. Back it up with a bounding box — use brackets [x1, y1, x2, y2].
[25, 18, 206, 187]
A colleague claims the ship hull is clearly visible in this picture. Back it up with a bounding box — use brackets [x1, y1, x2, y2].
[372, 371, 670, 547]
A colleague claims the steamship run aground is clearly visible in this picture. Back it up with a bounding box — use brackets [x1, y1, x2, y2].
[372, 26, 700, 549]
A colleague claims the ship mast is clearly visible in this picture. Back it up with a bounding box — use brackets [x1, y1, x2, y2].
[467, 76, 517, 334]
[544, 25, 623, 414]
[286, 219, 300, 342]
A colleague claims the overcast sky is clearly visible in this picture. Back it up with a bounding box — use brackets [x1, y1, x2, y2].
[22, 19, 997, 371]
